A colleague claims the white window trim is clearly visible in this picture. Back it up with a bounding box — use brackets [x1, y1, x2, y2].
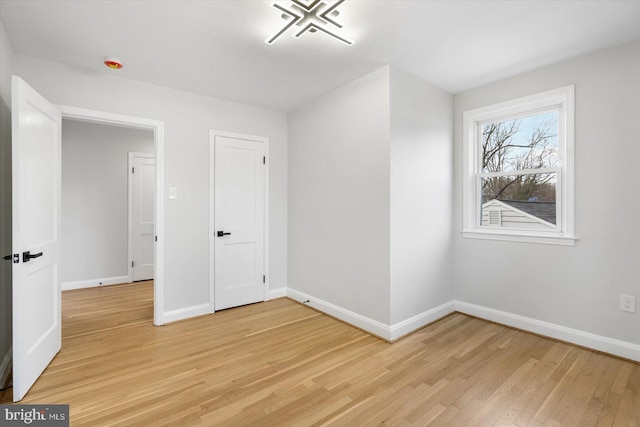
[462, 85, 576, 246]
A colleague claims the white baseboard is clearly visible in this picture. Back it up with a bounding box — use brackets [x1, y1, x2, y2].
[288, 288, 391, 340]
[0, 345, 11, 388]
[284, 291, 640, 360]
[62, 275, 131, 291]
[163, 303, 211, 324]
[455, 300, 640, 362]
[268, 287, 287, 300]
[161, 287, 287, 326]
[287, 288, 454, 341]
[390, 301, 456, 341]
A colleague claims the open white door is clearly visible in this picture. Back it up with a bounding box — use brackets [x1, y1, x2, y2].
[11, 76, 62, 401]
[129, 153, 155, 282]
[212, 133, 266, 311]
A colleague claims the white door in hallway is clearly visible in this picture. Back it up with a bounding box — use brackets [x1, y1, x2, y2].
[211, 132, 266, 311]
[11, 76, 62, 401]
[129, 153, 155, 282]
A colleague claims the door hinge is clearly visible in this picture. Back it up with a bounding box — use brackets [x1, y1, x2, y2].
[155, 235, 157, 242]
[263, 156, 266, 165]
[132, 167, 135, 174]
[263, 275, 266, 283]
[132, 261, 134, 268]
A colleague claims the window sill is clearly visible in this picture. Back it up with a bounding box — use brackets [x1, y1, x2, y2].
[461, 230, 576, 246]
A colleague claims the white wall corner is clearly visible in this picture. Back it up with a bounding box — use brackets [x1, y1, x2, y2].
[268, 287, 287, 300]
[287, 288, 456, 341]
[454, 300, 640, 363]
[0, 345, 11, 388]
[62, 275, 131, 291]
[163, 303, 211, 324]
[389, 301, 456, 341]
[287, 288, 392, 340]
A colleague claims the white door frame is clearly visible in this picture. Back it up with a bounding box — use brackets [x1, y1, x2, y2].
[128, 152, 155, 283]
[58, 105, 166, 326]
[208, 130, 269, 312]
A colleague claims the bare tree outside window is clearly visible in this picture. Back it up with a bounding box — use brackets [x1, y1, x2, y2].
[481, 112, 558, 204]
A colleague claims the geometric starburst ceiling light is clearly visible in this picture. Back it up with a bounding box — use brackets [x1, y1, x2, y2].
[266, 0, 354, 45]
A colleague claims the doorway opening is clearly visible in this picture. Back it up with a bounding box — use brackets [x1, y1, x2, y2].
[61, 120, 155, 292]
[58, 105, 165, 326]
[9, 78, 166, 402]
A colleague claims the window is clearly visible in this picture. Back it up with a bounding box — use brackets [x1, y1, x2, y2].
[462, 86, 575, 245]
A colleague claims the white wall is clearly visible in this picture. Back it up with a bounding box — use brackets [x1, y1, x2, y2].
[453, 39, 640, 347]
[389, 67, 454, 325]
[288, 66, 392, 324]
[288, 66, 456, 337]
[12, 54, 288, 318]
[61, 120, 154, 287]
[0, 20, 14, 383]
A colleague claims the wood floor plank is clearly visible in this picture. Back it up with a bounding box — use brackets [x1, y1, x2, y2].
[2, 280, 640, 426]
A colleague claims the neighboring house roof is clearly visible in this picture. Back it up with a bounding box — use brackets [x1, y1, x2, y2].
[498, 200, 556, 225]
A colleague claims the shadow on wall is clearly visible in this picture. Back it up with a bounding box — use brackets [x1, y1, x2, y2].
[0, 94, 12, 385]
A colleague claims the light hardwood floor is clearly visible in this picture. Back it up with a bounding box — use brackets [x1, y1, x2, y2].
[1, 281, 639, 426]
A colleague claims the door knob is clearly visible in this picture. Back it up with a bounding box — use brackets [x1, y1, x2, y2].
[22, 251, 43, 263]
[216, 231, 231, 237]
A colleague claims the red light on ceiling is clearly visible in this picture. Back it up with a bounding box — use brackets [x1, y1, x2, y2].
[104, 58, 123, 69]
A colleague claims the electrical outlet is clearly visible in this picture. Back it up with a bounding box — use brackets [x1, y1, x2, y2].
[620, 295, 636, 313]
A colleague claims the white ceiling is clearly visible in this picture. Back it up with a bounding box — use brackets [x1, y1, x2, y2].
[1, 0, 640, 112]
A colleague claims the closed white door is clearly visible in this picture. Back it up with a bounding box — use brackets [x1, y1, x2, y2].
[11, 76, 62, 401]
[212, 133, 266, 311]
[129, 153, 155, 282]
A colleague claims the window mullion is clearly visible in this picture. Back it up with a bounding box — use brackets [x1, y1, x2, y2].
[478, 167, 560, 179]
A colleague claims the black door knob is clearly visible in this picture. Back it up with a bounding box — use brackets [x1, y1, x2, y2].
[22, 251, 43, 263]
[217, 231, 231, 237]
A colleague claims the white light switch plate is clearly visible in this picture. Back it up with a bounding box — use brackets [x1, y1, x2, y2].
[169, 187, 177, 199]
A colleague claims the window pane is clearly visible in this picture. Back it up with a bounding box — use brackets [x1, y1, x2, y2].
[481, 111, 558, 173]
[481, 173, 556, 229]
